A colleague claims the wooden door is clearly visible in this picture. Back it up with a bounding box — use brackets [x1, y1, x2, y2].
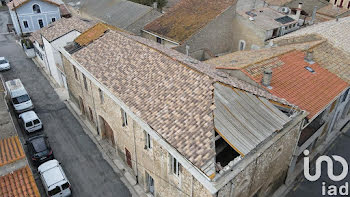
[102, 118, 115, 146]
[125, 148, 132, 168]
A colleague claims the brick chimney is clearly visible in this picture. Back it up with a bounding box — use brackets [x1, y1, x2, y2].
[262, 68, 273, 87]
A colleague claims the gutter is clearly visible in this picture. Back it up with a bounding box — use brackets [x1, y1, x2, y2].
[141, 29, 180, 45]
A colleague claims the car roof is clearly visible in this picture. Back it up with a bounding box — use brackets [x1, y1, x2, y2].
[19, 111, 39, 121]
[38, 160, 67, 189]
[0, 57, 5, 60]
[29, 137, 47, 152]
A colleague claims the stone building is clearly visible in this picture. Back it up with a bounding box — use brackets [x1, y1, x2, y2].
[207, 31, 350, 192]
[39, 22, 309, 197]
[142, 0, 238, 61]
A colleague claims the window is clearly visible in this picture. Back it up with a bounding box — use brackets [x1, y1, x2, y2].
[121, 109, 128, 127]
[61, 182, 70, 190]
[145, 132, 152, 149]
[25, 121, 33, 127]
[38, 19, 44, 28]
[23, 21, 29, 28]
[156, 37, 162, 44]
[83, 74, 88, 91]
[146, 172, 155, 195]
[334, 0, 338, 5]
[48, 186, 61, 196]
[33, 4, 41, 13]
[238, 40, 246, 51]
[33, 119, 40, 125]
[99, 88, 104, 104]
[348, 1, 350, 9]
[88, 107, 94, 123]
[73, 66, 79, 80]
[170, 155, 180, 176]
[51, 18, 56, 23]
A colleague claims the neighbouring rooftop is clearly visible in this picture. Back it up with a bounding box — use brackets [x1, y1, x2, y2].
[0, 165, 40, 197]
[143, 0, 236, 43]
[30, 16, 94, 45]
[0, 136, 26, 167]
[317, 4, 350, 18]
[239, 7, 296, 31]
[278, 16, 350, 54]
[7, 0, 62, 10]
[240, 50, 348, 120]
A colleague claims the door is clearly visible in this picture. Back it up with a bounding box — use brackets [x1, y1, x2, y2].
[125, 148, 132, 168]
[101, 117, 115, 146]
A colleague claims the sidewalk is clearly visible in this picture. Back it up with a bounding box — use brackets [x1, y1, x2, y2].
[31, 57, 147, 197]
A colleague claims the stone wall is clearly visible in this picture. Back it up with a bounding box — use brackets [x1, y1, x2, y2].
[62, 55, 212, 197]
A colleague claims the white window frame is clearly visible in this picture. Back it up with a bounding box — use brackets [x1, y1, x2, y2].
[170, 154, 180, 176]
[238, 40, 246, 51]
[121, 109, 128, 127]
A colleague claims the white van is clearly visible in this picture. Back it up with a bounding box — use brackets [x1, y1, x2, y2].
[38, 160, 72, 197]
[5, 79, 34, 113]
[19, 111, 42, 133]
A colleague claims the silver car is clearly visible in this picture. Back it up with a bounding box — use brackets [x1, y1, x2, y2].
[0, 57, 10, 71]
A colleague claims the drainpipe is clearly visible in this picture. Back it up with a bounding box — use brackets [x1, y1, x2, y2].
[90, 80, 100, 135]
[14, 4, 23, 36]
[132, 121, 139, 184]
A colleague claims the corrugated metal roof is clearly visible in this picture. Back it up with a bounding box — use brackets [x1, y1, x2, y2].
[214, 83, 291, 156]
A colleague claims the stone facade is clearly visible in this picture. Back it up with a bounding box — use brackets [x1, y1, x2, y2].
[62, 55, 213, 197]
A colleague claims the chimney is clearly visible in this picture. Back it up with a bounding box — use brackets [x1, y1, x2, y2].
[310, 6, 317, 25]
[296, 3, 303, 20]
[153, 2, 158, 9]
[305, 50, 314, 63]
[262, 69, 273, 87]
[186, 45, 190, 56]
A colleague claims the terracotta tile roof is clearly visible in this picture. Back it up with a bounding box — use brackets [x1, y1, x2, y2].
[242, 50, 348, 119]
[0, 136, 26, 167]
[0, 165, 40, 197]
[317, 4, 350, 18]
[7, 0, 61, 10]
[74, 23, 124, 46]
[73, 30, 215, 167]
[143, 0, 236, 43]
[30, 16, 94, 45]
[205, 40, 323, 69]
[71, 28, 296, 168]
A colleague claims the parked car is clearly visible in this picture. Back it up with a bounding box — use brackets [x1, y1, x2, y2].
[38, 159, 72, 197]
[26, 135, 54, 166]
[5, 79, 34, 113]
[19, 110, 42, 133]
[0, 57, 10, 71]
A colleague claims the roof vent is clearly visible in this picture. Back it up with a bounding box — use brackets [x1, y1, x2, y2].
[249, 16, 255, 21]
[305, 66, 315, 73]
[262, 68, 272, 87]
[304, 51, 315, 64]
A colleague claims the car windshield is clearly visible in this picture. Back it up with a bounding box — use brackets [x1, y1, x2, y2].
[48, 186, 61, 196]
[12, 95, 30, 104]
[31, 137, 48, 152]
[0, 60, 7, 64]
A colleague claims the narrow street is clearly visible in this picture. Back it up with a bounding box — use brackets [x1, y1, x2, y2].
[287, 126, 350, 197]
[0, 8, 131, 197]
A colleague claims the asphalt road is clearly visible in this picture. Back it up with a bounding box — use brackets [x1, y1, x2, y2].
[287, 126, 350, 197]
[0, 9, 131, 197]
